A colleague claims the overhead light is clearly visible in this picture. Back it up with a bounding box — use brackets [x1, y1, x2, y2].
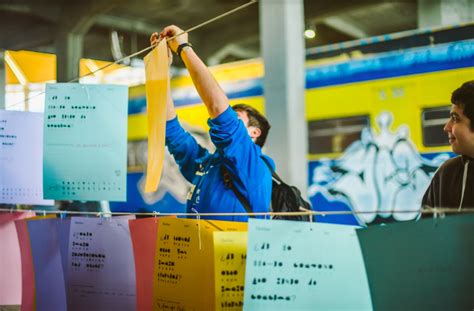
[304, 28, 316, 39]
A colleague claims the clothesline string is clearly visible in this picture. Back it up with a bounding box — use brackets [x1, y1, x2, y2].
[0, 207, 471, 217]
[8, 0, 258, 110]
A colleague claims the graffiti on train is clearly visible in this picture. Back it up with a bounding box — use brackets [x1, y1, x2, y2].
[308, 111, 450, 225]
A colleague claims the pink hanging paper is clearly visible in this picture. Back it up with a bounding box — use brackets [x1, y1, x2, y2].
[0, 211, 35, 306]
[14, 215, 40, 311]
[129, 217, 168, 310]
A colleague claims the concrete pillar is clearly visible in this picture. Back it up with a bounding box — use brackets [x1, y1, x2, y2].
[54, 1, 118, 82]
[259, 0, 308, 196]
[55, 32, 84, 82]
[418, 0, 474, 28]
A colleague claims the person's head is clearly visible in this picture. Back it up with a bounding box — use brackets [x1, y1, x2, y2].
[444, 80, 474, 157]
[232, 104, 271, 147]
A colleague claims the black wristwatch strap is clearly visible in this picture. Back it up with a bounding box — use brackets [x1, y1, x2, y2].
[177, 42, 192, 59]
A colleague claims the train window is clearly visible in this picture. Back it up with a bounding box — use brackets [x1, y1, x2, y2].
[422, 106, 450, 146]
[308, 115, 370, 154]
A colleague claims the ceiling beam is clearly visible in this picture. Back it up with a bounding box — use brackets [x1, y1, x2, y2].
[304, 0, 381, 22]
[207, 42, 259, 65]
[322, 17, 369, 39]
[95, 14, 161, 35]
[0, 4, 61, 23]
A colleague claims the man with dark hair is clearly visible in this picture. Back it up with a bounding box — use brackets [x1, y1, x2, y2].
[232, 103, 271, 147]
[151, 26, 273, 221]
[422, 80, 474, 213]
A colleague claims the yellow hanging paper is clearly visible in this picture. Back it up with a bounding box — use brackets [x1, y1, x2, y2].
[213, 231, 248, 311]
[153, 218, 247, 311]
[144, 40, 169, 193]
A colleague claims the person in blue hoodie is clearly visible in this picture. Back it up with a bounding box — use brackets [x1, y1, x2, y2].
[151, 25, 273, 221]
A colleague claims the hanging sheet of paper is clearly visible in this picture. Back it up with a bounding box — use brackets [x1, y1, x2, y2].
[57, 218, 71, 284]
[357, 214, 474, 310]
[0, 211, 35, 305]
[67, 216, 136, 311]
[214, 231, 248, 310]
[143, 40, 169, 193]
[27, 217, 68, 311]
[153, 218, 247, 311]
[0, 111, 53, 205]
[43, 83, 128, 201]
[243, 219, 372, 311]
[129, 217, 161, 311]
[15, 216, 39, 311]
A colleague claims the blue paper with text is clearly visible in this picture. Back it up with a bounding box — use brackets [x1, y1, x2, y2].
[28, 218, 67, 311]
[244, 219, 372, 310]
[43, 83, 128, 201]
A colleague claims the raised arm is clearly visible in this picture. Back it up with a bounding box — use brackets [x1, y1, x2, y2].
[159, 25, 229, 119]
[149, 32, 208, 182]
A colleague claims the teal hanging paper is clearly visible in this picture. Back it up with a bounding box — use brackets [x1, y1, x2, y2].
[357, 215, 474, 310]
[43, 83, 128, 201]
[244, 219, 372, 310]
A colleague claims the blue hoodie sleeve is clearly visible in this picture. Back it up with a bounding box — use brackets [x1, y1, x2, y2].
[166, 116, 210, 182]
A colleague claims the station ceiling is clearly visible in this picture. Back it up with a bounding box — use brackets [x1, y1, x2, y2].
[0, 0, 417, 66]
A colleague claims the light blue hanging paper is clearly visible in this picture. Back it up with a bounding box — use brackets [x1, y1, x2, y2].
[43, 83, 128, 201]
[243, 219, 372, 311]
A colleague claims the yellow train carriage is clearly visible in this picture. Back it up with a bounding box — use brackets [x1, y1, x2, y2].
[123, 38, 474, 225]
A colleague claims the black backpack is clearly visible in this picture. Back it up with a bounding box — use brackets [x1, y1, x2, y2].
[221, 157, 312, 221]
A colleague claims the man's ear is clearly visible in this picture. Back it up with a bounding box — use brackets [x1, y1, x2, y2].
[248, 126, 261, 139]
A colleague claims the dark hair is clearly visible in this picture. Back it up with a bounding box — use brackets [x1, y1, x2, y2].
[452, 80, 474, 131]
[232, 103, 271, 147]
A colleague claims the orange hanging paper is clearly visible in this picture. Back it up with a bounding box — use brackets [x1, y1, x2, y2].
[144, 40, 169, 193]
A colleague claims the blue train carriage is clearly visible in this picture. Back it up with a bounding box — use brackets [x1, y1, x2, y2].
[114, 39, 474, 225]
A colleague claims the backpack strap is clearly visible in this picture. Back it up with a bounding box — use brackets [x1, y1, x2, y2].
[220, 165, 255, 218]
[260, 156, 284, 185]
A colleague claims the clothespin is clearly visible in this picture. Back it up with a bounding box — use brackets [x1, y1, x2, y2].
[191, 208, 200, 221]
[42, 210, 46, 217]
[191, 208, 202, 250]
[60, 211, 67, 220]
[299, 207, 314, 223]
[152, 211, 159, 218]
